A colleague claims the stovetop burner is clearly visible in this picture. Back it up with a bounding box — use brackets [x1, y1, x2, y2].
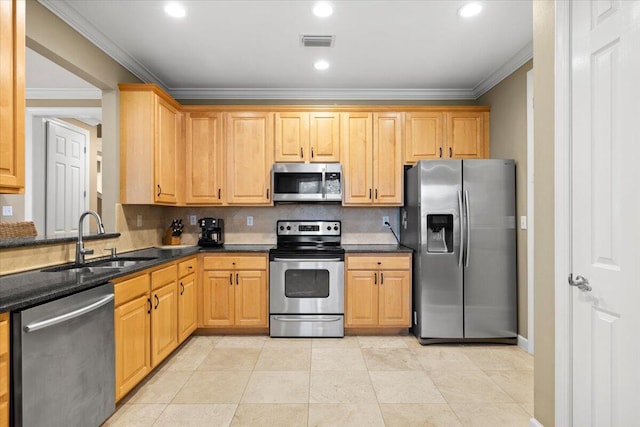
[270, 220, 344, 259]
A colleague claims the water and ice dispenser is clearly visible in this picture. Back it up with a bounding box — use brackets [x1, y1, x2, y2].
[426, 214, 453, 253]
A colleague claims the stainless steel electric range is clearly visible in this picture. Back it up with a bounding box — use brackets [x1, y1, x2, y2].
[269, 220, 345, 337]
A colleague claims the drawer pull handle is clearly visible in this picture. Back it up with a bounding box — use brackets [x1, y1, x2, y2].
[381, 273, 384, 284]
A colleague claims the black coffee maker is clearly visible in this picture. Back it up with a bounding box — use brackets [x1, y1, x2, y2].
[198, 218, 224, 247]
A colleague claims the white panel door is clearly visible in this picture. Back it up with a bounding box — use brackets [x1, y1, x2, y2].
[571, 1, 640, 425]
[45, 120, 88, 235]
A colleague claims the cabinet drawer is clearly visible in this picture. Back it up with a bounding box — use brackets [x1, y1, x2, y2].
[178, 257, 197, 278]
[151, 264, 177, 290]
[202, 255, 267, 271]
[346, 255, 411, 270]
[114, 274, 150, 306]
[0, 313, 7, 355]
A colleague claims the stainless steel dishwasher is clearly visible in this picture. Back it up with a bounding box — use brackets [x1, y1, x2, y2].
[12, 283, 115, 427]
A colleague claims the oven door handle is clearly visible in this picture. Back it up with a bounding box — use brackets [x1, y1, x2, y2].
[272, 257, 342, 262]
[272, 316, 343, 322]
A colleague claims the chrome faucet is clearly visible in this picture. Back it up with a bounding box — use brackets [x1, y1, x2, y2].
[76, 210, 106, 265]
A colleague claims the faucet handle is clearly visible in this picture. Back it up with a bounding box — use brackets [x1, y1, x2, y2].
[104, 247, 117, 258]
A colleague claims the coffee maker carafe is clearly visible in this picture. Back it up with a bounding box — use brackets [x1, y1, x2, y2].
[198, 218, 224, 247]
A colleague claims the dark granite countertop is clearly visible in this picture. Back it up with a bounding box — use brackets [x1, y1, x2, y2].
[0, 232, 120, 249]
[1, 243, 411, 313]
[199, 244, 274, 253]
[0, 246, 199, 313]
[342, 244, 413, 253]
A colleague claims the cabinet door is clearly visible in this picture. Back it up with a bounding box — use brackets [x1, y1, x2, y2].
[202, 270, 235, 326]
[0, 0, 25, 194]
[445, 112, 488, 159]
[185, 112, 224, 204]
[235, 270, 268, 327]
[0, 312, 9, 427]
[341, 112, 373, 205]
[155, 97, 179, 203]
[115, 294, 151, 401]
[373, 112, 403, 205]
[178, 272, 197, 343]
[150, 281, 178, 367]
[345, 270, 378, 326]
[226, 112, 274, 205]
[404, 112, 444, 163]
[309, 112, 340, 162]
[378, 270, 411, 326]
[275, 112, 309, 162]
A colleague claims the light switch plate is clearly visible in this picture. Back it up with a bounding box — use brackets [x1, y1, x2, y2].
[247, 216, 253, 227]
[2, 206, 13, 216]
[520, 216, 527, 229]
[137, 214, 142, 227]
[189, 215, 197, 226]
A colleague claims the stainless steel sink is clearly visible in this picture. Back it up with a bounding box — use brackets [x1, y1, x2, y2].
[89, 256, 157, 268]
[41, 264, 121, 274]
[41, 256, 157, 273]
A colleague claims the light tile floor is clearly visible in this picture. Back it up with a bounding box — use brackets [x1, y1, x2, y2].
[104, 335, 533, 427]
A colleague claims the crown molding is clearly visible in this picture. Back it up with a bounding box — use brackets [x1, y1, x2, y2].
[38, 0, 169, 91]
[473, 41, 534, 98]
[38, 0, 531, 101]
[169, 87, 477, 101]
[26, 88, 103, 100]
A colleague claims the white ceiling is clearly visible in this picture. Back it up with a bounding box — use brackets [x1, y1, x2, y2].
[38, 0, 532, 100]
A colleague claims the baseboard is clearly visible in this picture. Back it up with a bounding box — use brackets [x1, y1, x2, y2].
[530, 417, 543, 427]
[518, 334, 531, 353]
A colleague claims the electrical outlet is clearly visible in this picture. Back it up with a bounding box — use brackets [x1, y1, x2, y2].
[247, 216, 253, 227]
[189, 215, 197, 226]
[136, 214, 142, 227]
[520, 216, 527, 230]
[2, 206, 13, 216]
[382, 216, 390, 226]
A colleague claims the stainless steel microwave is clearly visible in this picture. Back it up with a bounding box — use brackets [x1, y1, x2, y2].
[271, 163, 342, 202]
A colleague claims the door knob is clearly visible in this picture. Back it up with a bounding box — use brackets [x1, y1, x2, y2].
[568, 273, 592, 292]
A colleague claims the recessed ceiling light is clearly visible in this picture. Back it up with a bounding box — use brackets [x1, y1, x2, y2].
[314, 60, 330, 71]
[164, 3, 186, 18]
[313, 2, 333, 18]
[458, 2, 482, 18]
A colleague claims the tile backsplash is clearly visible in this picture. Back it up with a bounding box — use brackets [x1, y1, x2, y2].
[167, 205, 401, 245]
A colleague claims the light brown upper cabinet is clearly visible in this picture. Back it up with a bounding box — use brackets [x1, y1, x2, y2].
[342, 112, 403, 206]
[225, 112, 274, 205]
[185, 112, 224, 204]
[0, 0, 25, 194]
[404, 112, 444, 162]
[274, 112, 340, 163]
[404, 108, 489, 163]
[446, 111, 489, 159]
[119, 84, 183, 205]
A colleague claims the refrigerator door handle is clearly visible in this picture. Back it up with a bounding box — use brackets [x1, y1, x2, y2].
[464, 190, 471, 267]
[457, 190, 464, 267]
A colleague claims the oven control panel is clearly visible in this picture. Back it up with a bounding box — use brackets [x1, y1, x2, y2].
[276, 220, 341, 236]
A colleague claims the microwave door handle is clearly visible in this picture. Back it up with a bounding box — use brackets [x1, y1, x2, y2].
[321, 170, 326, 199]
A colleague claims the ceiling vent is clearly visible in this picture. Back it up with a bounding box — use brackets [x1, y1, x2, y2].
[300, 35, 335, 48]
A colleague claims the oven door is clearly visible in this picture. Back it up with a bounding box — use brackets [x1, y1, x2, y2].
[269, 258, 344, 314]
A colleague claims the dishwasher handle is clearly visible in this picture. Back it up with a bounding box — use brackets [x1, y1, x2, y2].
[24, 293, 114, 333]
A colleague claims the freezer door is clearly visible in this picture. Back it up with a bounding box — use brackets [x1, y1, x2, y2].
[462, 160, 517, 338]
[413, 160, 464, 339]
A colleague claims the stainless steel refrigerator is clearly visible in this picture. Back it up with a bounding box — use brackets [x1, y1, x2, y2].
[401, 159, 517, 344]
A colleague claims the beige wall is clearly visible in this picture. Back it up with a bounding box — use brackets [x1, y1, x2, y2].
[533, 0, 555, 425]
[478, 60, 533, 338]
[25, 0, 140, 233]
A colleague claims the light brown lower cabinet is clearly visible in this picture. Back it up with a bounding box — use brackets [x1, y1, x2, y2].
[114, 258, 195, 402]
[201, 254, 268, 328]
[345, 254, 412, 328]
[177, 257, 198, 343]
[0, 312, 9, 427]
